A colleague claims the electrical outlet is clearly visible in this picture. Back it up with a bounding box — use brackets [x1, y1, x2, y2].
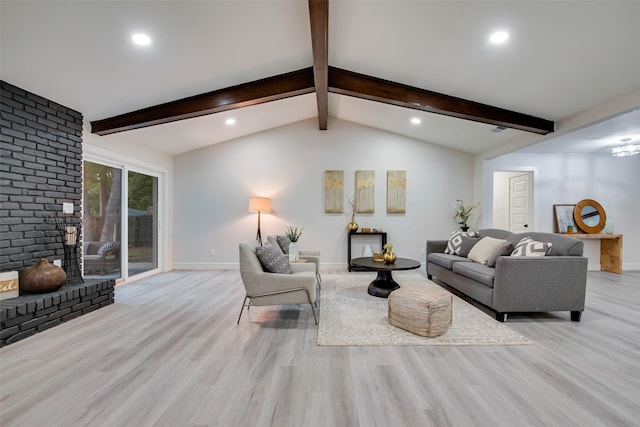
[62, 202, 73, 214]
[209, 248, 215, 256]
[53, 259, 62, 267]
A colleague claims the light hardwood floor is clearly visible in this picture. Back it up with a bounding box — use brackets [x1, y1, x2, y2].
[1, 269, 639, 427]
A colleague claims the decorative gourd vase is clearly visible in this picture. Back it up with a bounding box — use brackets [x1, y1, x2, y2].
[289, 242, 299, 262]
[604, 218, 614, 234]
[347, 215, 358, 232]
[20, 259, 66, 293]
[383, 251, 397, 264]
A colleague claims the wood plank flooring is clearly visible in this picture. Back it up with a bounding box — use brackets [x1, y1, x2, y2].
[1, 269, 639, 427]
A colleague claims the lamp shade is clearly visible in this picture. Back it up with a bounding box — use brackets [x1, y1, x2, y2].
[249, 197, 271, 213]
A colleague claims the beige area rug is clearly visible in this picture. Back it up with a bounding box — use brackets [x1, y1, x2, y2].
[317, 272, 531, 346]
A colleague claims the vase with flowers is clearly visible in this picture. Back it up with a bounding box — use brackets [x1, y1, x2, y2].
[285, 225, 303, 262]
[454, 199, 479, 232]
[347, 197, 358, 232]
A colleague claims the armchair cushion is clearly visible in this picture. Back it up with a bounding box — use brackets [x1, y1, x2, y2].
[255, 245, 292, 274]
[276, 235, 291, 254]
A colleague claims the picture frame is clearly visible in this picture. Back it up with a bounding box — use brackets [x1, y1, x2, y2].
[355, 170, 375, 213]
[324, 170, 344, 213]
[386, 170, 406, 214]
[553, 204, 576, 233]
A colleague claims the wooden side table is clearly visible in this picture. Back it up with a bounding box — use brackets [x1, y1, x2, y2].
[570, 233, 623, 273]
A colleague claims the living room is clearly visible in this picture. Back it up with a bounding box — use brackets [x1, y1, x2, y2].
[2, 1, 640, 426]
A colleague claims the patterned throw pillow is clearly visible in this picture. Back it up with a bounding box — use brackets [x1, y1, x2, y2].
[255, 245, 292, 274]
[276, 235, 291, 254]
[444, 231, 479, 255]
[97, 241, 120, 256]
[511, 237, 552, 257]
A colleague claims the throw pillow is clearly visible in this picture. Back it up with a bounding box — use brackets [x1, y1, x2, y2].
[255, 245, 292, 274]
[467, 237, 512, 266]
[276, 235, 291, 254]
[444, 231, 479, 255]
[458, 235, 481, 257]
[97, 241, 120, 256]
[511, 237, 552, 257]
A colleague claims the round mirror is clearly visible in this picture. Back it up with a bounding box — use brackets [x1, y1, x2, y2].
[574, 199, 606, 233]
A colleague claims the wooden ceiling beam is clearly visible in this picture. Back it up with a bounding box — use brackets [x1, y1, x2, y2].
[308, 0, 329, 130]
[91, 68, 315, 136]
[328, 67, 554, 135]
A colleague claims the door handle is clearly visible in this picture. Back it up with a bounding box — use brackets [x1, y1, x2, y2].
[524, 224, 528, 228]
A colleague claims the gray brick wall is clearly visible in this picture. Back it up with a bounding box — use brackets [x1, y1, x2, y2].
[1, 80, 83, 272]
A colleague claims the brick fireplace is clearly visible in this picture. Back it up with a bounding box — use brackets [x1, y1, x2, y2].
[1, 80, 114, 346]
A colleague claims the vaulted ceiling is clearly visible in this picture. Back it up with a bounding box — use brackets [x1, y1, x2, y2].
[2, 1, 640, 156]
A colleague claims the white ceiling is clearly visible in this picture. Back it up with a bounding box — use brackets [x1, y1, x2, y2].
[2, 0, 640, 156]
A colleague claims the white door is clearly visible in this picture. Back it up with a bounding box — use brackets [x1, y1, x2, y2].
[509, 172, 533, 233]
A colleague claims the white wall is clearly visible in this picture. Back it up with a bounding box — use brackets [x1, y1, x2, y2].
[172, 118, 474, 269]
[483, 152, 640, 270]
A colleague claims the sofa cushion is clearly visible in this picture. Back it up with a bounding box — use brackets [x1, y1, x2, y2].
[428, 253, 472, 270]
[458, 235, 481, 257]
[467, 237, 512, 267]
[444, 231, 479, 255]
[452, 262, 496, 288]
[255, 245, 292, 274]
[511, 237, 552, 257]
[276, 235, 291, 254]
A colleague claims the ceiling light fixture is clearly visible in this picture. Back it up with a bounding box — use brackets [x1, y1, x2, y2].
[489, 31, 509, 44]
[131, 33, 151, 46]
[411, 117, 421, 125]
[612, 138, 640, 157]
[225, 118, 236, 125]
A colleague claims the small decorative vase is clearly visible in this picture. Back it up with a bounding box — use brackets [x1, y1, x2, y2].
[605, 218, 614, 234]
[289, 242, 299, 262]
[383, 251, 397, 264]
[20, 259, 66, 293]
[347, 215, 358, 232]
[460, 225, 469, 232]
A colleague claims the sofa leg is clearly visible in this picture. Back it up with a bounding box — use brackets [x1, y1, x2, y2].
[427, 274, 432, 280]
[571, 311, 582, 322]
[495, 312, 506, 322]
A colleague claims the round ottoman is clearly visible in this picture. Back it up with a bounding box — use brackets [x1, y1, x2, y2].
[388, 286, 452, 337]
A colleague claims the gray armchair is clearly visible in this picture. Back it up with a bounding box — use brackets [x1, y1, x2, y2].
[238, 241, 318, 324]
[266, 235, 321, 285]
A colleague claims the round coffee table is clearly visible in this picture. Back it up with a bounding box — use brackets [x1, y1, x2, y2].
[350, 257, 421, 298]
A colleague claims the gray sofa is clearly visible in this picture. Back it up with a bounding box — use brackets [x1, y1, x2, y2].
[426, 229, 588, 322]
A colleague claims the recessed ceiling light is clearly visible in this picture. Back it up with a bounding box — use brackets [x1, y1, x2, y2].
[411, 118, 421, 125]
[225, 118, 236, 125]
[132, 33, 151, 46]
[489, 31, 509, 44]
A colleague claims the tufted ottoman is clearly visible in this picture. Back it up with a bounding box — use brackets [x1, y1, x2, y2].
[388, 286, 452, 337]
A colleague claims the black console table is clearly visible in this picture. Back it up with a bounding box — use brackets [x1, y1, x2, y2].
[348, 231, 387, 272]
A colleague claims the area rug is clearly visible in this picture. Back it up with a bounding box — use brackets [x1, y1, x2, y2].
[317, 272, 531, 346]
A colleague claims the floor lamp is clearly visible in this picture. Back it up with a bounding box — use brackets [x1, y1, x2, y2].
[249, 197, 271, 246]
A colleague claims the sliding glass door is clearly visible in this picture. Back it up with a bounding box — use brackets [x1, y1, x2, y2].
[83, 160, 161, 281]
[127, 171, 158, 276]
[83, 161, 122, 280]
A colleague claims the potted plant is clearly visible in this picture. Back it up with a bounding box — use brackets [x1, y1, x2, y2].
[453, 199, 479, 231]
[285, 225, 303, 261]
